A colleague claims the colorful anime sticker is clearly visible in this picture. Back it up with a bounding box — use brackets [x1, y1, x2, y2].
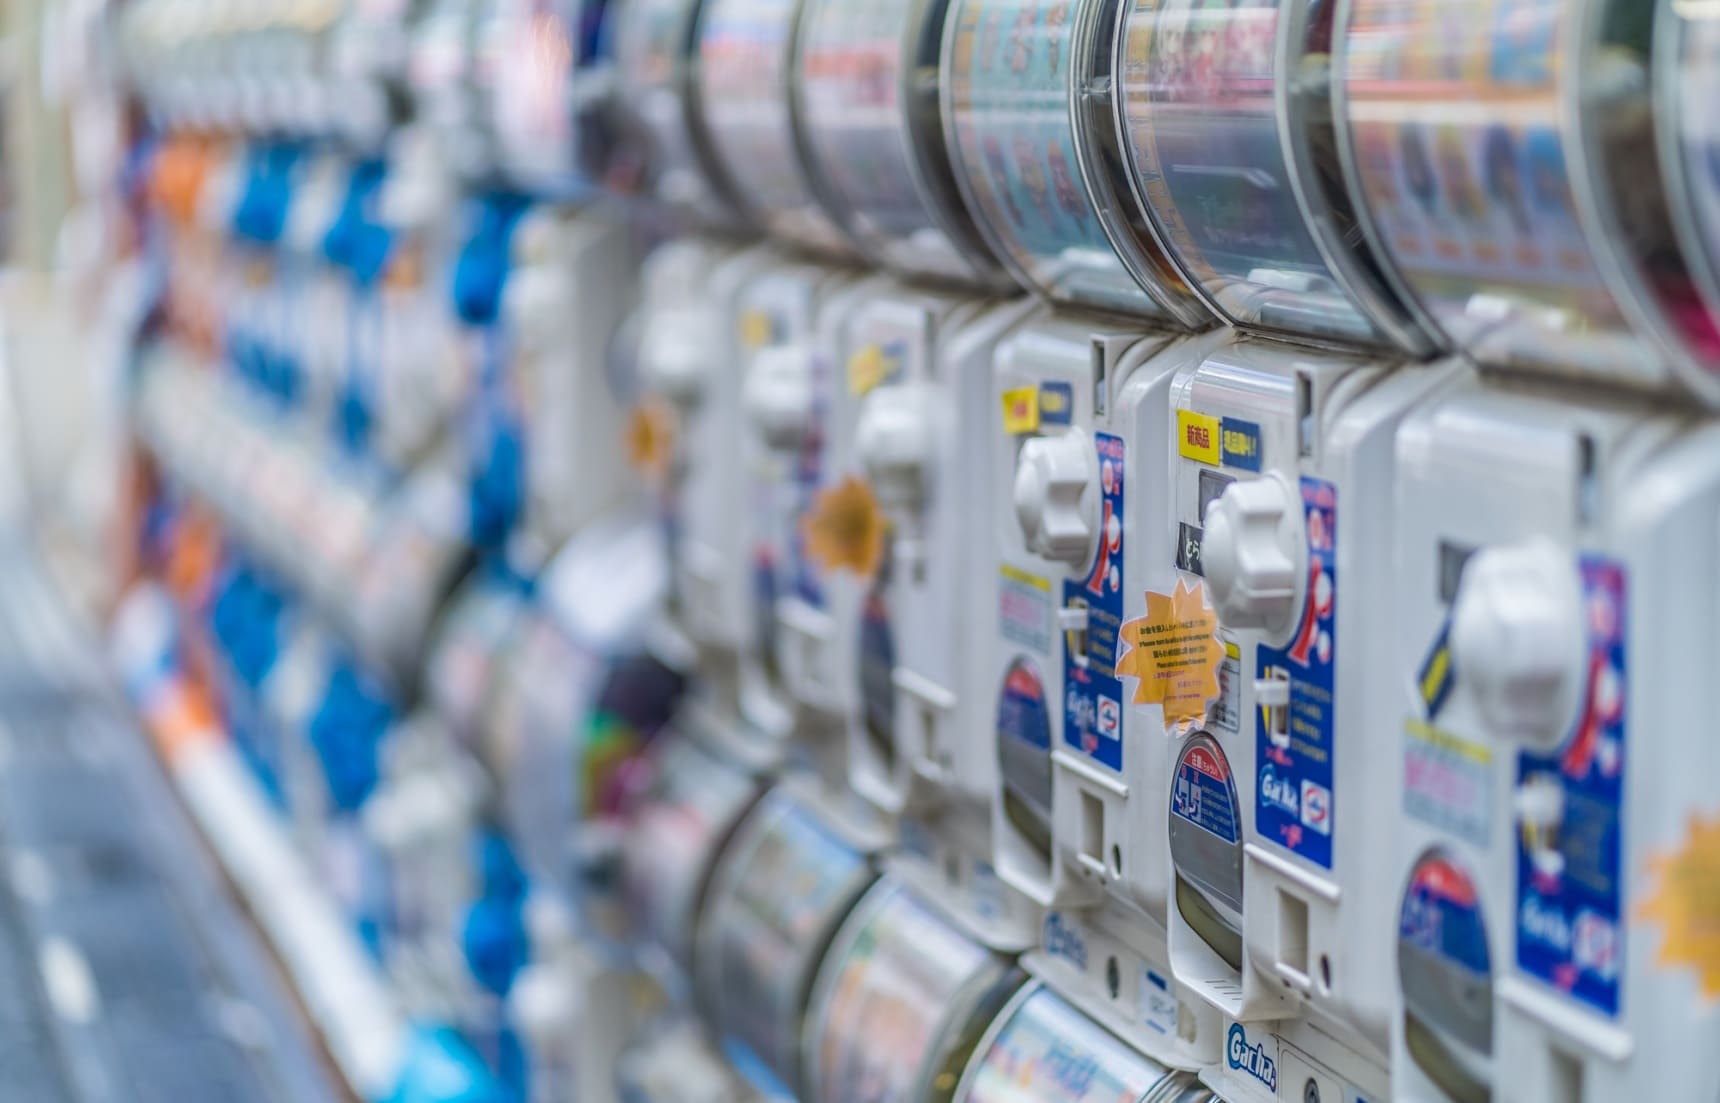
[814, 884, 996, 1103]
[1120, 0, 1377, 342]
[1254, 478, 1338, 869]
[1342, 0, 1655, 377]
[963, 986, 1172, 1103]
[944, 0, 1152, 314]
[1063, 433, 1127, 772]
[1513, 556, 1627, 1017]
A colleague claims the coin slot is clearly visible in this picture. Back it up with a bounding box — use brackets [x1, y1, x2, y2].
[1081, 789, 1105, 872]
[1550, 1047, 1583, 1103]
[1278, 888, 1310, 986]
[1296, 370, 1315, 458]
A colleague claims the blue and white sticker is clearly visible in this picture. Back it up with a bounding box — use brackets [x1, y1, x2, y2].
[1514, 555, 1627, 1017]
[1063, 432, 1126, 772]
[1255, 477, 1338, 869]
[1172, 738, 1241, 846]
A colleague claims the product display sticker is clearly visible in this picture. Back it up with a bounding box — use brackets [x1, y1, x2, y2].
[1398, 851, 1493, 1063]
[1514, 556, 1627, 1017]
[1122, 0, 1375, 339]
[962, 986, 1170, 1103]
[1254, 477, 1337, 869]
[1341, 0, 1647, 372]
[803, 475, 889, 580]
[815, 883, 995, 1103]
[716, 797, 871, 1076]
[997, 657, 1055, 838]
[798, 0, 927, 243]
[1117, 580, 1225, 730]
[1063, 432, 1127, 772]
[945, 0, 1152, 313]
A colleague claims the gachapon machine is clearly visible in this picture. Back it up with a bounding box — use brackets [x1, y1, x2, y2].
[692, 0, 877, 766]
[464, 0, 644, 554]
[953, 982, 1218, 1103]
[612, 0, 783, 720]
[692, 788, 878, 1097]
[1114, 0, 1458, 1094]
[1378, 371, 1720, 1103]
[938, 0, 1215, 947]
[934, 1, 1238, 1065]
[771, 0, 1033, 836]
[1333, 1, 1720, 1100]
[800, 878, 1022, 1103]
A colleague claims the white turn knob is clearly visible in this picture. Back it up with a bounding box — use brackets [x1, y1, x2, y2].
[743, 342, 814, 451]
[640, 305, 718, 410]
[1201, 474, 1304, 639]
[1449, 539, 1585, 747]
[1014, 432, 1098, 566]
[857, 383, 936, 514]
[503, 266, 568, 353]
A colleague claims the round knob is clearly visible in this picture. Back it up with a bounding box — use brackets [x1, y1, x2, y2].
[743, 342, 814, 451]
[1202, 474, 1304, 640]
[503, 266, 567, 353]
[509, 964, 577, 1053]
[1449, 539, 1585, 748]
[1014, 432, 1098, 566]
[857, 382, 935, 514]
[639, 305, 718, 410]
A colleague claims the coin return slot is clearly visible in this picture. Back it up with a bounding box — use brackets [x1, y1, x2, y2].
[1277, 888, 1310, 989]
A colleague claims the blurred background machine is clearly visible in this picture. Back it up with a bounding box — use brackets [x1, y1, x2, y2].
[0, 0, 1717, 1101]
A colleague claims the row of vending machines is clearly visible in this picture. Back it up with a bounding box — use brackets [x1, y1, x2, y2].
[103, 0, 1720, 1101]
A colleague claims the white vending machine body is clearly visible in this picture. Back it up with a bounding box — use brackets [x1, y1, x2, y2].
[1388, 383, 1720, 1103]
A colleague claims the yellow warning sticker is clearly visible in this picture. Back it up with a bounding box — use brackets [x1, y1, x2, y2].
[624, 399, 676, 479]
[803, 475, 889, 579]
[848, 344, 890, 397]
[1001, 386, 1041, 435]
[1639, 814, 1720, 999]
[1177, 409, 1222, 466]
[740, 309, 773, 352]
[1116, 580, 1225, 729]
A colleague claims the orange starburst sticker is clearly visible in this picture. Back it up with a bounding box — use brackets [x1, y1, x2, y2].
[624, 399, 676, 479]
[1115, 580, 1225, 729]
[803, 475, 888, 579]
[1638, 814, 1720, 999]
